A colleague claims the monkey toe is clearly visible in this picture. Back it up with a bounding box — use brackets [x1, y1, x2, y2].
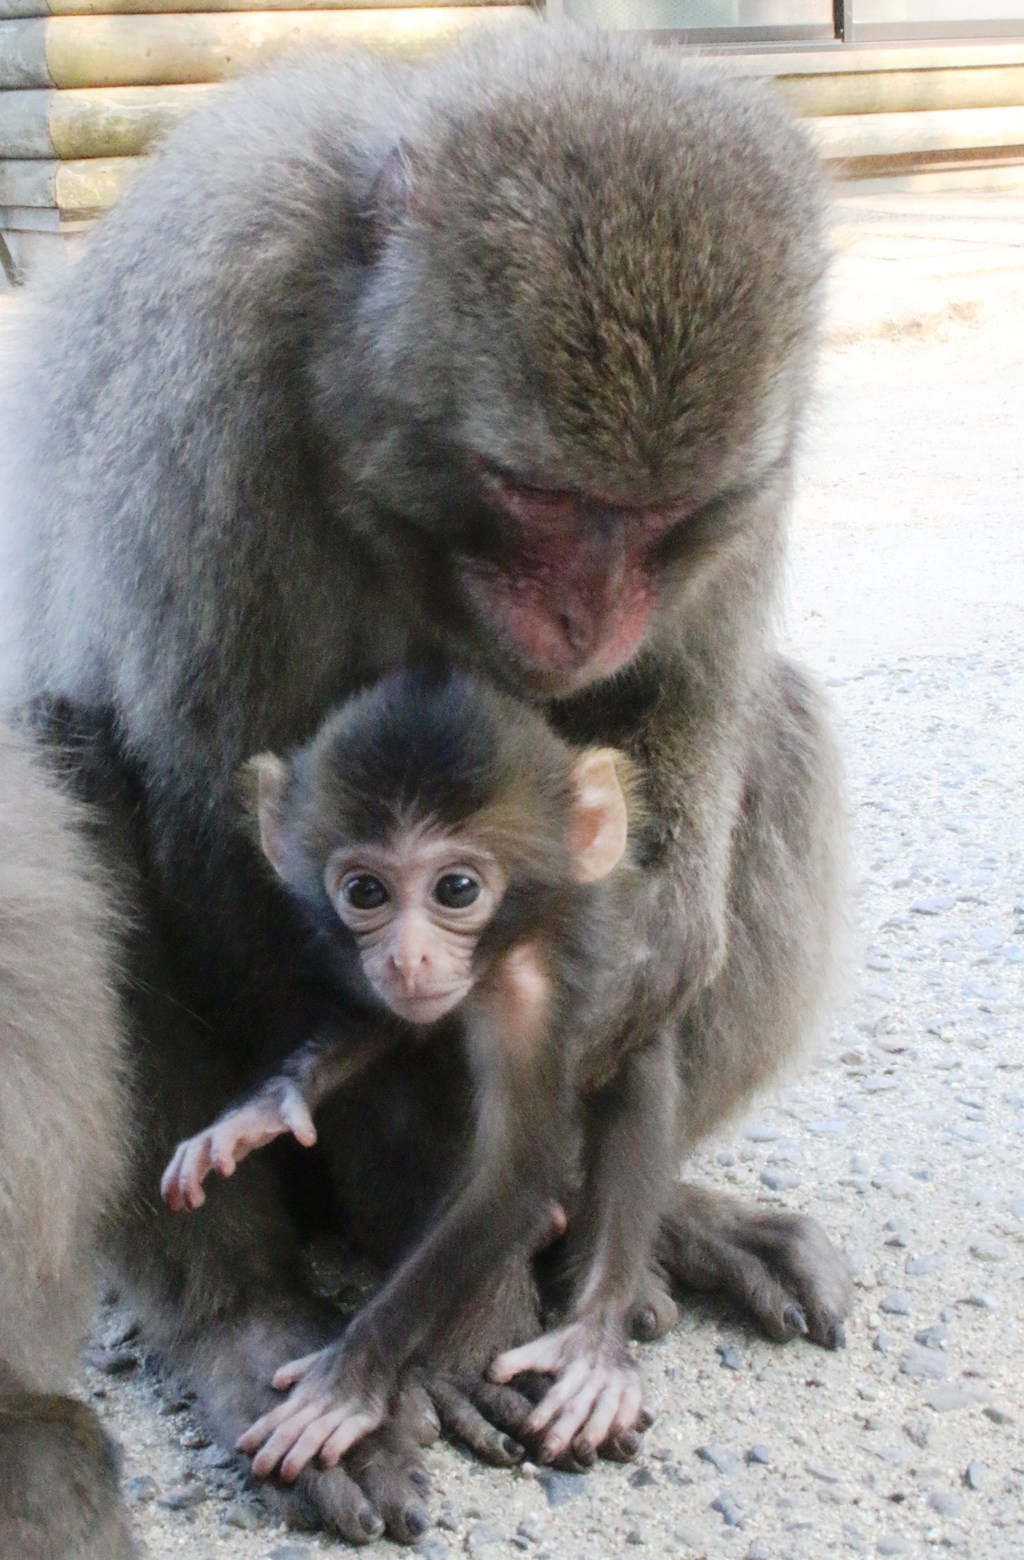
[276, 1465, 385, 1544]
[659, 1186, 852, 1348]
[344, 1423, 434, 1546]
[427, 1377, 525, 1467]
[627, 1273, 678, 1342]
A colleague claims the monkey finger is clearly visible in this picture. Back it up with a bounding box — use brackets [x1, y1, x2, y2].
[159, 1143, 187, 1207]
[571, 1381, 623, 1461]
[539, 1379, 603, 1462]
[280, 1408, 362, 1483]
[525, 1359, 591, 1435]
[179, 1134, 214, 1199]
[281, 1095, 317, 1147]
[317, 1406, 384, 1468]
[238, 1389, 325, 1455]
[246, 1400, 333, 1479]
[272, 1351, 326, 1392]
[489, 1332, 564, 1383]
[294, 1465, 385, 1546]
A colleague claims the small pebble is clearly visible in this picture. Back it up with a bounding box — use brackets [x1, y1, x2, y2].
[516, 1519, 546, 1543]
[927, 1491, 966, 1518]
[879, 1291, 912, 1316]
[925, 1385, 991, 1413]
[960, 1292, 998, 1309]
[876, 1540, 908, 1556]
[903, 1420, 929, 1449]
[711, 1495, 745, 1528]
[414, 1543, 450, 1560]
[983, 1406, 1014, 1426]
[698, 1444, 740, 1477]
[905, 1253, 944, 1277]
[221, 1501, 260, 1531]
[717, 1345, 744, 1371]
[269, 1549, 315, 1560]
[745, 1444, 772, 1466]
[466, 1522, 505, 1552]
[628, 1466, 655, 1487]
[746, 1544, 771, 1560]
[537, 1470, 584, 1508]
[899, 1347, 950, 1381]
[874, 1332, 893, 1355]
[964, 1461, 988, 1491]
[914, 1324, 949, 1350]
[126, 1476, 158, 1504]
[624, 1530, 645, 1546]
[83, 1346, 139, 1376]
[157, 1484, 208, 1511]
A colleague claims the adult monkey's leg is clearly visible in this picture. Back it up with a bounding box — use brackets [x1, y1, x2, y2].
[52, 710, 437, 1546]
[658, 659, 852, 1347]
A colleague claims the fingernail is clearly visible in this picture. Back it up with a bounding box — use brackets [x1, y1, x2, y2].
[501, 1435, 524, 1463]
[826, 1321, 847, 1351]
[638, 1408, 655, 1430]
[409, 1468, 431, 1495]
[574, 1442, 596, 1466]
[404, 1507, 429, 1538]
[359, 1506, 384, 1537]
[619, 1431, 640, 1456]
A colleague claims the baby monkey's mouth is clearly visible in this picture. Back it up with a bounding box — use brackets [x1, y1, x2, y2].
[379, 982, 471, 1024]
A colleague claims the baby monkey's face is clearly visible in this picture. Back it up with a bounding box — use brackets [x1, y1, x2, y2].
[324, 825, 508, 1024]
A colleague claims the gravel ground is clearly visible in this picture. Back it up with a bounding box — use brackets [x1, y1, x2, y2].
[4, 182, 1024, 1559]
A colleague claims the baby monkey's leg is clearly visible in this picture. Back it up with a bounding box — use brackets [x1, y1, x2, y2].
[490, 1031, 676, 1462]
[238, 945, 574, 1481]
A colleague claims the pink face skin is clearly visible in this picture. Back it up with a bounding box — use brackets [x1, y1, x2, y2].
[466, 474, 694, 691]
[324, 827, 507, 1024]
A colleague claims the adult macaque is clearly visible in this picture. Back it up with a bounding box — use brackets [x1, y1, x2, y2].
[0, 24, 850, 1542]
[164, 669, 647, 1471]
[0, 714, 132, 1559]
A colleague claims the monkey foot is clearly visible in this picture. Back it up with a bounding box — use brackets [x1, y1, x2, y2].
[658, 1183, 852, 1348]
[237, 1344, 387, 1481]
[256, 1398, 437, 1546]
[489, 1319, 646, 1464]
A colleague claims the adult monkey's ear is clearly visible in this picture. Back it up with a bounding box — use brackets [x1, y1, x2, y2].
[568, 748, 631, 883]
[240, 754, 291, 877]
[358, 141, 416, 263]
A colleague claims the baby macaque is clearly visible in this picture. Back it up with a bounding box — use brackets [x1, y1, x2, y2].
[161, 670, 647, 1474]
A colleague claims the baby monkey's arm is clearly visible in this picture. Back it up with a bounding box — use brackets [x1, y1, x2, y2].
[160, 1027, 392, 1212]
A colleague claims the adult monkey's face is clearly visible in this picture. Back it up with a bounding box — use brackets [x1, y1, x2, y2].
[328, 36, 825, 696]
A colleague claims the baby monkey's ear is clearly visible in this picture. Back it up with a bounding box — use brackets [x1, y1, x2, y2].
[240, 753, 291, 877]
[568, 748, 631, 883]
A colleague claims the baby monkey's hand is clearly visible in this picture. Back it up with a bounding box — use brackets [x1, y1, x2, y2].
[490, 1315, 646, 1465]
[160, 1084, 317, 1211]
[237, 1340, 389, 1482]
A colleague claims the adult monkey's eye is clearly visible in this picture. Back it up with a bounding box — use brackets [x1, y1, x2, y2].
[434, 873, 481, 909]
[343, 874, 390, 911]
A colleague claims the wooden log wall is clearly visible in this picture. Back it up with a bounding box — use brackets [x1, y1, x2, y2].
[2, 18, 1024, 281]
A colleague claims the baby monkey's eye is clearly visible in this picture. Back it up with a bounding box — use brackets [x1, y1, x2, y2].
[434, 873, 481, 910]
[343, 874, 390, 911]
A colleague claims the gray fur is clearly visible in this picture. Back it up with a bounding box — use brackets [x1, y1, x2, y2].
[0, 23, 850, 1538]
[0, 717, 132, 1558]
